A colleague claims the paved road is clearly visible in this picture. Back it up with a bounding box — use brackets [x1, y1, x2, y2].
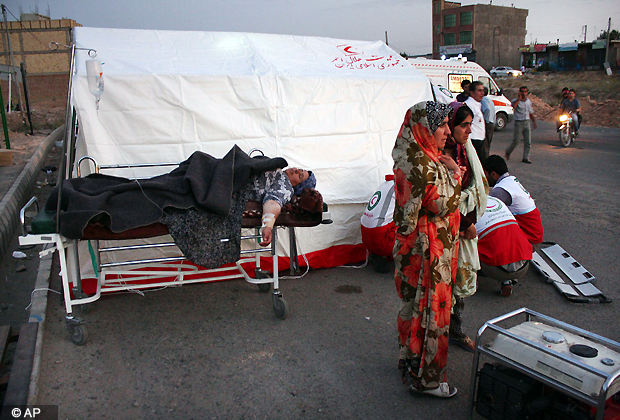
[33, 121, 620, 419]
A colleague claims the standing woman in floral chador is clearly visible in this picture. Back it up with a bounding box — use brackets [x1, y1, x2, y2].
[393, 101, 462, 398]
[443, 101, 489, 352]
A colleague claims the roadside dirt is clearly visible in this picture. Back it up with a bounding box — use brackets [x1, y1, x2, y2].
[495, 71, 620, 128]
[2, 74, 67, 166]
[1, 132, 50, 166]
[3, 75, 67, 135]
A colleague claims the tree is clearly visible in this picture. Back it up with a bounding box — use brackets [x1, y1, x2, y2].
[597, 29, 620, 41]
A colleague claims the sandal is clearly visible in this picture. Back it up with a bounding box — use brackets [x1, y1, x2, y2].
[410, 382, 458, 398]
[499, 280, 513, 297]
[449, 336, 476, 353]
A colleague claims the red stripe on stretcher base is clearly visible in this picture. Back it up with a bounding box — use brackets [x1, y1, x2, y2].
[71, 244, 368, 296]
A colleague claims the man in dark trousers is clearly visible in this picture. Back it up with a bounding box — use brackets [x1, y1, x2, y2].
[506, 86, 537, 164]
[481, 87, 496, 159]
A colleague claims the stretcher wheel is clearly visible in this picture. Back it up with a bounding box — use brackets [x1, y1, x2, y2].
[77, 303, 91, 314]
[272, 294, 288, 319]
[67, 321, 89, 346]
[257, 283, 271, 293]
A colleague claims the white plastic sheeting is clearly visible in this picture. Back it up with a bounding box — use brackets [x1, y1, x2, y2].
[71, 27, 432, 263]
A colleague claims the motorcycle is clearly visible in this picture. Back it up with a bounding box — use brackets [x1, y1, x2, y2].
[557, 112, 577, 147]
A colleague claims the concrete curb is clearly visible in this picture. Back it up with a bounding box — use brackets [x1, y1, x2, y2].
[26, 250, 54, 405]
[0, 126, 64, 262]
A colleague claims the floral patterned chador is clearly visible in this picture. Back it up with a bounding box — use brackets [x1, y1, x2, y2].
[392, 102, 461, 391]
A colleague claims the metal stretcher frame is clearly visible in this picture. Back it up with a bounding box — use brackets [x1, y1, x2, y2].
[18, 43, 317, 345]
[19, 200, 289, 346]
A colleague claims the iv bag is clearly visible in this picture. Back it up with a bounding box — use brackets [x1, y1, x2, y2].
[85, 59, 104, 97]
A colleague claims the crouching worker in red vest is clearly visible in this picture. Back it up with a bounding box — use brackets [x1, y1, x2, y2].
[475, 196, 533, 297]
[360, 175, 396, 273]
[482, 155, 544, 247]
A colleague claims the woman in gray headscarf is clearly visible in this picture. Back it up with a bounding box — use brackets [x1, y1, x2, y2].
[249, 167, 315, 245]
[393, 101, 462, 398]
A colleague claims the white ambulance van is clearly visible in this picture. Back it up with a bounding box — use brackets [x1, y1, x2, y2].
[408, 58, 513, 131]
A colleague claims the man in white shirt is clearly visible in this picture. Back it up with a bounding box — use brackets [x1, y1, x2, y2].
[481, 87, 496, 158]
[506, 86, 537, 164]
[465, 81, 487, 161]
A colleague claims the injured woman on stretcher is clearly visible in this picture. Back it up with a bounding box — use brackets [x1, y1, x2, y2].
[44, 145, 322, 269]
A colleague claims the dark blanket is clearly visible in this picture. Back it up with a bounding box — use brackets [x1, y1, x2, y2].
[47, 146, 287, 239]
[161, 185, 252, 269]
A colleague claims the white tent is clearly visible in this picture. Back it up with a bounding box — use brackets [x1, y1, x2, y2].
[70, 27, 432, 268]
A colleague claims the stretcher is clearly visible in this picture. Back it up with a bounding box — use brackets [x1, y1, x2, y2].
[19, 155, 330, 345]
[531, 242, 611, 304]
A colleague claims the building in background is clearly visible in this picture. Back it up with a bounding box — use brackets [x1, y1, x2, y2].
[0, 13, 81, 112]
[1, 13, 81, 76]
[520, 40, 620, 71]
[432, 0, 528, 70]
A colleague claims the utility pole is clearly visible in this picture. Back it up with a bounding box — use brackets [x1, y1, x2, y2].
[1, 4, 25, 121]
[492, 27, 500, 67]
[583, 25, 587, 43]
[492, 28, 495, 66]
[605, 18, 611, 63]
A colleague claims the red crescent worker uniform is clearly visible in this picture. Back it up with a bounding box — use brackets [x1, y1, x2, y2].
[476, 197, 532, 267]
[360, 175, 396, 258]
[493, 175, 544, 244]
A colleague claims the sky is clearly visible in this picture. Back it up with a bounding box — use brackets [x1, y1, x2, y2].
[5, 0, 620, 56]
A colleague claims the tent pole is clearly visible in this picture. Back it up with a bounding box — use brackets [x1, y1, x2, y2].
[56, 43, 77, 232]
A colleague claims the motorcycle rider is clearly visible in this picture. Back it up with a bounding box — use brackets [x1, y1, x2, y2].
[560, 88, 582, 135]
